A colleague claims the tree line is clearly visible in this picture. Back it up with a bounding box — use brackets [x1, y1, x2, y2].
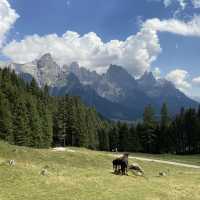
[0, 68, 200, 154]
[106, 104, 200, 154]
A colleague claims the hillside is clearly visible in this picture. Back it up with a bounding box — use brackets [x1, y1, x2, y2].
[0, 141, 200, 200]
[0, 68, 107, 149]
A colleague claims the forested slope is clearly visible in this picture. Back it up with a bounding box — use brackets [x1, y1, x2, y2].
[0, 68, 107, 149]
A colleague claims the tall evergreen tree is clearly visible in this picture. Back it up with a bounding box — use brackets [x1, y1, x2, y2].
[143, 104, 156, 127]
[159, 103, 171, 153]
[160, 103, 170, 128]
[127, 125, 141, 152]
[118, 122, 129, 152]
[0, 91, 13, 142]
[27, 97, 43, 147]
[98, 128, 110, 151]
[142, 105, 157, 153]
[109, 125, 119, 151]
[13, 96, 31, 146]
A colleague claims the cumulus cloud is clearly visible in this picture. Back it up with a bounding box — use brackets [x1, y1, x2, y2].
[0, 0, 19, 48]
[154, 0, 200, 10]
[2, 28, 161, 76]
[162, 0, 187, 9]
[166, 69, 191, 91]
[192, 0, 200, 8]
[163, 0, 173, 7]
[152, 67, 161, 79]
[143, 15, 200, 37]
[192, 76, 200, 85]
[3, 14, 200, 76]
[177, 0, 188, 10]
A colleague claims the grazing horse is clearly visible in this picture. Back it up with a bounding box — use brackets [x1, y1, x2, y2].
[112, 153, 129, 175]
[112, 158, 121, 173]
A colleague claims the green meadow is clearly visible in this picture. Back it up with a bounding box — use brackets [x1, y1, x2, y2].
[0, 141, 199, 200]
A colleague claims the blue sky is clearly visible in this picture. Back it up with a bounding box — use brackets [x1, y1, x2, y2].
[1, 0, 200, 97]
[7, 0, 167, 41]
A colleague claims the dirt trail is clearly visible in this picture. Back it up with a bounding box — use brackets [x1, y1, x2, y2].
[112, 154, 200, 169]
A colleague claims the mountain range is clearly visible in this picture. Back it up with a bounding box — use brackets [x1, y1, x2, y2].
[3, 53, 198, 120]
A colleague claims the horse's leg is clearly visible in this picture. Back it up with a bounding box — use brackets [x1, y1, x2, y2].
[119, 165, 122, 174]
[113, 164, 116, 173]
[120, 166, 122, 175]
[115, 165, 118, 174]
[115, 164, 119, 174]
[123, 168, 125, 175]
[125, 166, 128, 175]
[121, 165, 124, 175]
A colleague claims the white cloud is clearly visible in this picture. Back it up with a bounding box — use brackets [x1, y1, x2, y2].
[3, 14, 200, 77]
[2, 28, 161, 76]
[163, 0, 173, 7]
[163, 0, 187, 10]
[192, 76, 200, 85]
[143, 15, 200, 37]
[154, 0, 200, 9]
[152, 67, 161, 79]
[166, 69, 191, 91]
[192, 0, 200, 8]
[0, 0, 19, 48]
[177, 0, 188, 10]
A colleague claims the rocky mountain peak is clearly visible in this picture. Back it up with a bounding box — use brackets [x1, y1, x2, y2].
[106, 64, 129, 76]
[68, 62, 80, 74]
[66, 62, 101, 85]
[39, 53, 52, 60]
[104, 64, 137, 89]
[138, 71, 157, 89]
[35, 53, 60, 86]
[70, 61, 80, 68]
[140, 71, 156, 83]
[37, 53, 57, 69]
[67, 72, 80, 83]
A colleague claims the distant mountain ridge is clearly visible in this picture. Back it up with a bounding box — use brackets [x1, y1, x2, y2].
[3, 53, 198, 120]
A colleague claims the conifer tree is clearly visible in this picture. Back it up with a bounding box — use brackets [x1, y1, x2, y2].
[109, 125, 119, 151]
[142, 105, 157, 153]
[13, 96, 31, 146]
[159, 103, 171, 153]
[161, 103, 170, 128]
[98, 128, 110, 151]
[118, 122, 129, 152]
[128, 125, 141, 152]
[27, 97, 43, 147]
[0, 91, 13, 142]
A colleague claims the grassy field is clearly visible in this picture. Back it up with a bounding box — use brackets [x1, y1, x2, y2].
[128, 153, 200, 166]
[0, 141, 200, 200]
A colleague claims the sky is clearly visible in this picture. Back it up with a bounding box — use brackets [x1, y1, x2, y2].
[1, 0, 200, 98]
